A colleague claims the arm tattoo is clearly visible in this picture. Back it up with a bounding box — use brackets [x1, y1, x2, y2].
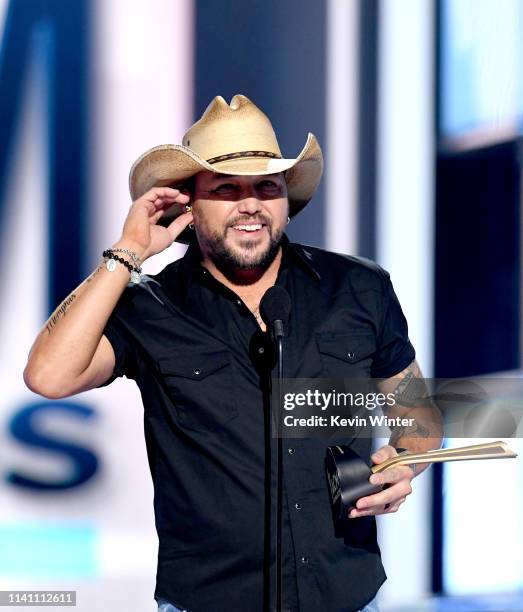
[85, 263, 104, 283]
[45, 263, 104, 333]
[386, 360, 436, 409]
[392, 364, 430, 408]
[381, 360, 442, 443]
[46, 293, 77, 333]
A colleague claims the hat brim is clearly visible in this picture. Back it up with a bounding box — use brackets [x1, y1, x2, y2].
[128, 133, 323, 244]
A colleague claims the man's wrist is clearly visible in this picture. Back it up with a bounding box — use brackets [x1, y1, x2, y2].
[111, 240, 147, 263]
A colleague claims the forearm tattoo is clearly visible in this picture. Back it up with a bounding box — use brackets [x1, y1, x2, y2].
[46, 293, 77, 333]
[85, 263, 104, 283]
[45, 263, 104, 333]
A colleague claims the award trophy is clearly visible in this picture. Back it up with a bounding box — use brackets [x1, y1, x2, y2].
[326, 440, 517, 524]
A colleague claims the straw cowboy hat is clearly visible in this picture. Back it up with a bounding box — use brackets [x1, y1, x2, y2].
[128, 94, 323, 243]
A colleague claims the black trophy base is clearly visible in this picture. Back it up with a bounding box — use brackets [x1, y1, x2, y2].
[325, 445, 382, 524]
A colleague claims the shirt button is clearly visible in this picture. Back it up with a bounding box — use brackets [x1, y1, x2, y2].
[194, 368, 201, 375]
[347, 351, 355, 359]
[288, 448, 295, 455]
[300, 556, 309, 564]
[294, 503, 302, 510]
[236, 299, 242, 306]
[258, 347, 265, 354]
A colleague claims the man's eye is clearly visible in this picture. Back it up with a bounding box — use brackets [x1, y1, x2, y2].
[213, 183, 237, 193]
[258, 181, 279, 189]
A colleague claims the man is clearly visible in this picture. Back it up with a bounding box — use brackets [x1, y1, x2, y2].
[24, 94, 442, 612]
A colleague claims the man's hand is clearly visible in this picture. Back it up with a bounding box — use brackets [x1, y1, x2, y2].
[118, 186, 193, 262]
[348, 444, 414, 519]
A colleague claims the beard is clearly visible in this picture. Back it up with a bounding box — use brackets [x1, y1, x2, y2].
[198, 216, 285, 275]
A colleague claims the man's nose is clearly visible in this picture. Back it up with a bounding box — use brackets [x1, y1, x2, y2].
[237, 192, 262, 214]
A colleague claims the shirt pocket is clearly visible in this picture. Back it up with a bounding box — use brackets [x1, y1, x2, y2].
[315, 332, 377, 379]
[156, 348, 239, 433]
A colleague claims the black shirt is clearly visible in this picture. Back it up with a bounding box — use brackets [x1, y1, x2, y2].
[99, 235, 415, 612]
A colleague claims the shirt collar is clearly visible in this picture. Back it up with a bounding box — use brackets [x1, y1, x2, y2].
[281, 234, 321, 282]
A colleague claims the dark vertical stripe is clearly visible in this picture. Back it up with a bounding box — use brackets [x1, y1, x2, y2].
[356, 0, 378, 259]
[0, 0, 90, 314]
[47, 0, 90, 311]
[194, 0, 326, 247]
[431, 462, 444, 594]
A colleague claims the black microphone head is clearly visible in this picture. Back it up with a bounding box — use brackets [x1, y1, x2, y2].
[259, 286, 291, 326]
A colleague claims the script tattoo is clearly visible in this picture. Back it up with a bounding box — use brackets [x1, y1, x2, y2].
[46, 293, 77, 333]
[46, 263, 104, 333]
[85, 263, 104, 283]
[46, 263, 105, 333]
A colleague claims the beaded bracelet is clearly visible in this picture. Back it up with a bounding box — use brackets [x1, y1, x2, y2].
[102, 249, 142, 284]
[111, 247, 142, 266]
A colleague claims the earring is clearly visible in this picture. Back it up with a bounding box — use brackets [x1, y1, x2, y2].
[186, 204, 194, 228]
[287, 216, 290, 225]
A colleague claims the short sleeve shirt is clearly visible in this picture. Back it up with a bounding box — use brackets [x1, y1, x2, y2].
[99, 235, 415, 612]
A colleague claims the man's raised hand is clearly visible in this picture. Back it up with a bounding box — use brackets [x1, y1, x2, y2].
[118, 187, 193, 260]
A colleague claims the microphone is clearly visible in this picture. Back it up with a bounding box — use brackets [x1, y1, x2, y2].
[260, 286, 291, 338]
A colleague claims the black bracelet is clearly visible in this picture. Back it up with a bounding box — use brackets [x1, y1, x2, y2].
[102, 249, 141, 273]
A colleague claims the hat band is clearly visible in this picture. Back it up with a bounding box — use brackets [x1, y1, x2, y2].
[206, 150, 281, 164]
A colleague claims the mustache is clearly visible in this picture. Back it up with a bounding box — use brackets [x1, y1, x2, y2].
[227, 215, 271, 228]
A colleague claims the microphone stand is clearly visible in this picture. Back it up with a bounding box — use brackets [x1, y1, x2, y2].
[274, 320, 284, 612]
[260, 286, 290, 612]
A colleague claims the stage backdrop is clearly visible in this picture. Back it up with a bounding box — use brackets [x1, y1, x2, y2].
[1, 1, 191, 610]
